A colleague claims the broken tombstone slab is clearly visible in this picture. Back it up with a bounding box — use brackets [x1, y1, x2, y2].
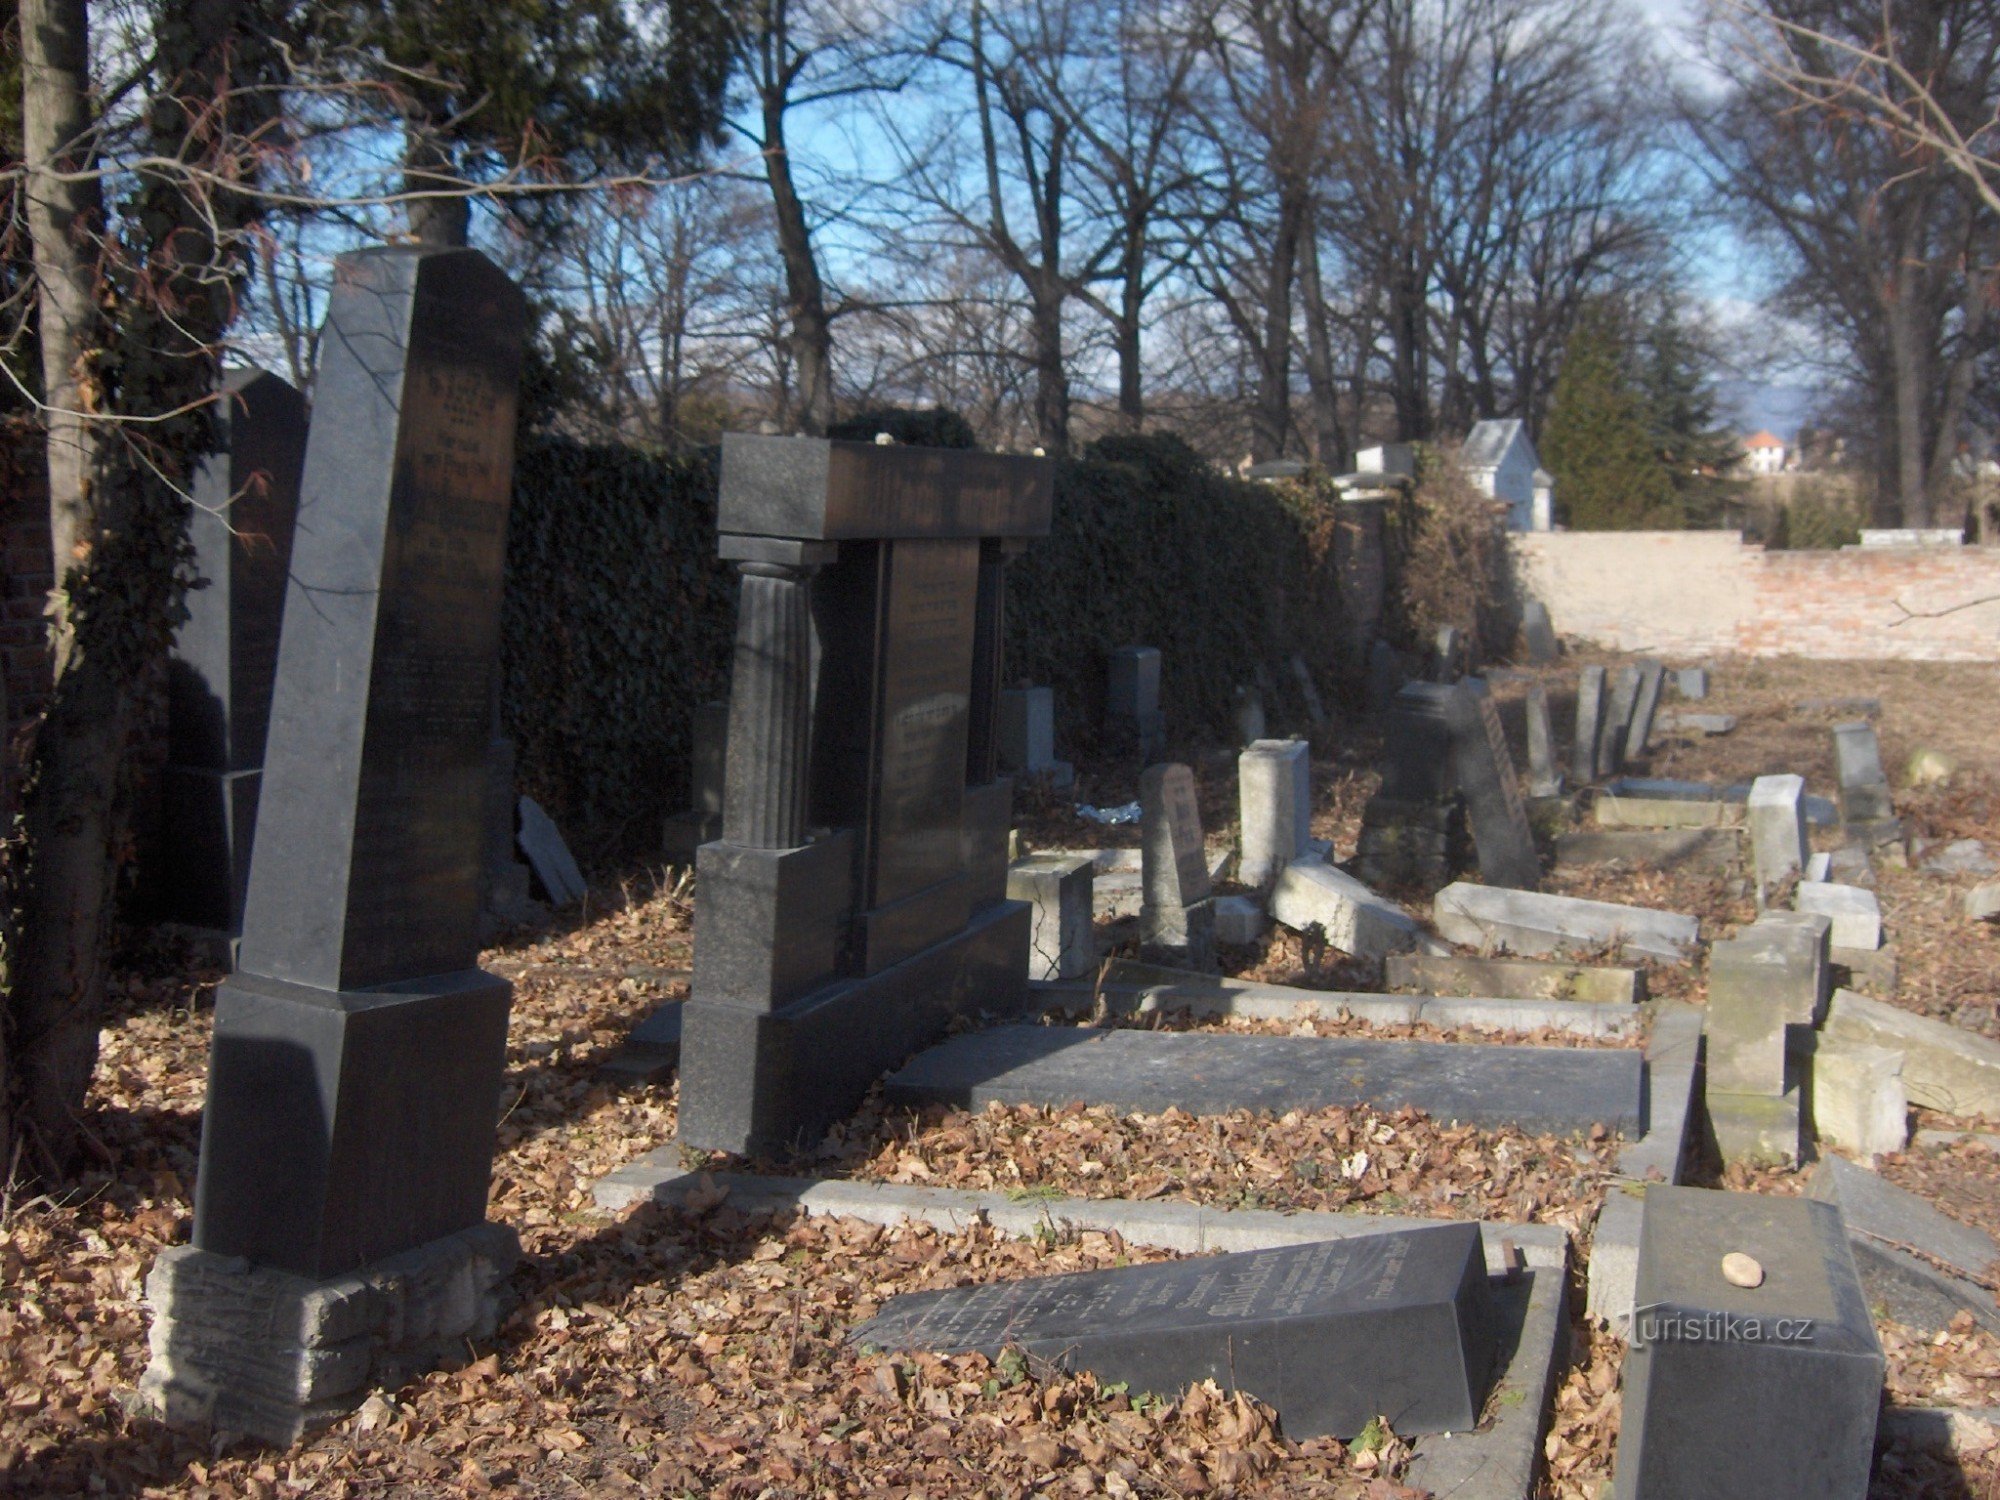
[1751, 910, 1833, 1022]
[1555, 829, 1739, 874]
[1269, 861, 1421, 957]
[1525, 682, 1562, 798]
[1747, 775, 1808, 908]
[1808, 1154, 2000, 1336]
[1433, 882, 1698, 963]
[1922, 838, 1997, 877]
[1007, 856, 1095, 981]
[1572, 665, 1607, 784]
[1830, 943, 1897, 999]
[1804, 851, 1832, 882]
[1708, 1087, 1803, 1166]
[883, 1024, 1646, 1134]
[1237, 739, 1311, 890]
[1809, 1035, 1907, 1161]
[1597, 666, 1641, 779]
[1384, 952, 1642, 1005]
[1969, 883, 2000, 923]
[1656, 712, 1736, 736]
[1521, 600, 1558, 663]
[1823, 989, 2000, 1119]
[1706, 928, 1816, 1096]
[1213, 893, 1266, 946]
[1448, 681, 1540, 890]
[1140, 763, 1215, 971]
[1673, 667, 1709, 699]
[851, 1225, 1498, 1440]
[1594, 796, 1741, 830]
[1795, 883, 1881, 950]
[1831, 721, 1896, 836]
[1614, 1187, 1883, 1500]
[518, 795, 587, 907]
[1605, 777, 1721, 802]
[1623, 660, 1667, 764]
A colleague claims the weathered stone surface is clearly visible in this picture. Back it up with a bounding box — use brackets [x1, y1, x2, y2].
[1521, 600, 1558, 662]
[884, 1024, 1647, 1133]
[1748, 774, 1809, 907]
[1796, 882, 1881, 950]
[1810, 1037, 1907, 1160]
[1623, 660, 1666, 763]
[1751, 910, 1833, 1022]
[1707, 1087, 1803, 1166]
[1830, 942, 1897, 998]
[1140, 763, 1215, 970]
[1809, 1154, 2000, 1335]
[1107, 646, 1165, 762]
[1831, 720, 1895, 833]
[1525, 682, 1562, 798]
[1433, 882, 1698, 962]
[853, 1227, 1497, 1441]
[1213, 893, 1267, 946]
[998, 686, 1074, 790]
[1921, 838, 1996, 876]
[1706, 930, 1812, 1096]
[1384, 952, 1641, 1005]
[1573, 665, 1607, 784]
[1595, 795, 1741, 830]
[1823, 989, 2000, 1119]
[1596, 666, 1640, 779]
[1615, 1188, 1882, 1500]
[1659, 712, 1735, 736]
[1673, 667, 1709, 699]
[1967, 882, 2000, 922]
[1270, 861, 1422, 957]
[1238, 739, 1311, 889]
[1448, 682, 1540, 890]
[518, 795, 587, 906]
[1555, 829, 1739, 873]
[1008, 856, 1095, 981]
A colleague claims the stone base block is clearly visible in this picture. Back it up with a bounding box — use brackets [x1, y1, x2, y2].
[1140, 898, 1217, 972]
[1708, 1088, 1802, 1166]
[678, 897, 1031, 1157]
[139, 1222, 517, 1446]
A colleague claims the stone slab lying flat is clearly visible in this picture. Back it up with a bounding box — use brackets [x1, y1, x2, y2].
[593, 999, 682, 1084]
[1809, 1155, 2000, 1335]
[884, 1024, 1646, 1134]
[1594, 796, 1742, 830]
[1823, 989, 2000, 1119]
[1385, 952, 1642, 1005]
[1555, 829, 1739, 873]
[1434, 882, 1699, 962]
[1269, 860, 1422, 956]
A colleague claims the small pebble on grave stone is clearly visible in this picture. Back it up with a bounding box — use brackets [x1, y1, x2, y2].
[1721, 1252, 1764, 1288]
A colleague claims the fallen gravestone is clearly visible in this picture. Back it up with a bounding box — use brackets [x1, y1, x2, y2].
[1433, 882, 1698, 962]
[518, 795, 587, 906]
[1921, 838, 1996, 877]
[1270, 861, 1421, 957]
[1622, 660, 1666, 764]
[1594, 795, 1741, 830]
[1673, 667, 1708, 699]
[1238, 739, 1311, 889]
[1969, 883, 2000, 922]
[1449, 681, 1540, 889]
[1108, 646, 1166, 763]
[1384, 952, 1641, 1005]
[1615, 1187, 1882, 1500]
[1748, 774, 1808, 908]
[1704, 920, 1823, 1165]
[1596, 666, 1641, 779]
[142, 246, 529, 1442]
[1808, 1154, 2000, 1335]
[1572, 665, 1607, 784]
[160, 368, 307, 944]
[1823, 989, 2000, 1118]
[852, 1225, 1498, 1439]
[1831, 721, 1899, 845]
[1795, 882, 1881, 949]
[1525, 682, 1562, 798]
[1140, 763, 1216, 970]
[1797, 695, 1881, 719]
[1658, 712, 1735, 736]
[884, 1024, 1647, 1133]
[1811, 1035, 1907, 1160]
[1521, 600, 1558, 663]
[1555, 829, 1739, 874]
[675, 434, 1052, 1155]
[1214, 893, 1266, 945]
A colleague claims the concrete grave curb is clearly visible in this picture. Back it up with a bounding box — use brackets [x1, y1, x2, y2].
[587, 1164, 1573, 1500]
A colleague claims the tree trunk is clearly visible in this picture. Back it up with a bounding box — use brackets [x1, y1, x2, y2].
[762, 93, 834, 436]
[1296, 210, 1345, 467]
[1887, 270, 1930, 527]
[1251, 189, 1305, 463]
[1030, 284, 1070, 454]
[1115, 224, 1145, 432]
[403, 123, 470, 248]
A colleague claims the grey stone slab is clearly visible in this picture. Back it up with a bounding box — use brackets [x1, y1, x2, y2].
[1706, 928, 1813, 1095]
[1270, 860, 1422, 956]
[594, 1000, 683, 1085]
[1832, 721, 1895, 829]
[1555, 829, 1739, 873]
[883, 1024, 1647, 1134]
[1433, 881, 1699, 962]
[1748, 774, 1808, 907]
[1673, 667, 1708, 699]
[1658, 712, 1735, 736]
[1623, 660, 1666, 763]
[1921, 837, 1997, 877]
[1521, 600, 1558, 663]
[1708, 1088, 1803, 1166]
[1823, 988, 2000, 1118]
[1385, 952, 1642, 1004]
[1808, 1154, 2000, 1335]
[1969, 882, 2000, 922]
[1451, 681, 1541, 890]
[1572, 665, 1607, 784]
[1140, 763, 1214, 969]
[1615, 1188, 1883, 1500]
[854, 1226, 1498, 1441]
[517, 795, 587, 906]
[1597, 666, 1641, 779]
[1213, 893, 1266, 946]
[1796, 882, 1881, 949]
[1810, 1036, 1906, 1159]
[1525, 681, 1562, 798]
[1009, 856, 1096, 981]
[1237, 739, 1311, 889]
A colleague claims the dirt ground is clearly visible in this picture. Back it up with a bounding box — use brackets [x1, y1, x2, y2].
[2, 653, 1998, 1497]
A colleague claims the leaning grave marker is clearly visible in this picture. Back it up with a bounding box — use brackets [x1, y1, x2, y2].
[142, 246, 527, 1442]
[676, 435, 1053, 1156]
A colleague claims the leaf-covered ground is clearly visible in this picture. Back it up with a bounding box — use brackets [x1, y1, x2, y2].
[4, 655, 2000, 1496]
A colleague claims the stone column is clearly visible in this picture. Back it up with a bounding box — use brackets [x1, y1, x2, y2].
[965, 539, 1008, 786]
[723, 558, 818, 849]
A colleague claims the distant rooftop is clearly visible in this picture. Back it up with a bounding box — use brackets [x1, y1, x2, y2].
[1461, 418, 1524, 470]
[1742, 430, 1785, 449]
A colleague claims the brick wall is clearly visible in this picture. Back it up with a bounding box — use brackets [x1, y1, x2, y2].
[1509, 531, 2000, 661]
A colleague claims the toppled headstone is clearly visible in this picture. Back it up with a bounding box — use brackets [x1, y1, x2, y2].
[1707, 931, 1806, 1095]
[1594, 795, 1740, 829]
[1214, 893, 1267, 946]
[1554, 829, 1738, 873]
[1923, 838, 1997, 877]
[1433, 882, 1698, 962]
[1238, 739, 1311, 890]
[1524, 682, 1562, 798]
[1520, 600, 1558, 663]
[1811, 1036, 1907, 1160]
[852, 1227, 1498, 1440]
[1804, 850, 1832, 882]
[884, 1024, 1647, 1133]
[1657, 711, 1736, 736]
[1831, 721, 1898, 844]
[1615, 1188, 1883, 1500]
[1139, 763, 1215, 971]
[1596, 666, 1641, 778]
[1796, 882, 1881, 950]
[1008, 856, 1095, 981]
[519, 795, 588, 906]
[1747, 774, 1808, 908]
[1271, 861, 1421, 957]
[1753, 910, 1833, 1021]
[1673, 667, 1708, 699]
[1832, 942, 1898, 999]
[1809, 1154, 2000, 1335]
[1107, 646, 1166, 763]
[1796, 695, 1881, 718]
[1447, 682, 1540, 890]
[1572, 665, 1607, 784]
[999, 686, 1075, 791]
[1623, 659, 1666, 764]
[1824, 989, 2000, 1118]
[1606, 776, 1722, 801]
[1384, 952, 1641, 1005]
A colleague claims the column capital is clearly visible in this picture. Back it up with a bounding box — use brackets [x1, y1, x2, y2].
[718, 535, 840, 570]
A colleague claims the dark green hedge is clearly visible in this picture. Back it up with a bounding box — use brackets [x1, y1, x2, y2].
[501, 429, 1345, 861]
[500, 436, 736, 855]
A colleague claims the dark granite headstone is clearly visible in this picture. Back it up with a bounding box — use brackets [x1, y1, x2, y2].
[1520, 601, 1558, 664]
[885, 1024, 1647, 1133]
[1139, 763, 1214, 969]
[1572, 665, 1606, 784]
[1355, 683, 1463, 889]
[1366, 639, 1404, 712]
[193, 247, 527, 1281]
[677, 436, 1053, 1156]
[1622, 660, 1666, 764]
[1596, 666, 1641, 780]
[1107, 645, 1165, 762]
[854, 1226, 1498, 1440]
[1447, 682, 1540, 890]
[162, 368, 307, 936]
[1616, 1187, 1882, 1500]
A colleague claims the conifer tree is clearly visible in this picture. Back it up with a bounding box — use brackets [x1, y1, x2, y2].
[1542, 308, 1682, 530]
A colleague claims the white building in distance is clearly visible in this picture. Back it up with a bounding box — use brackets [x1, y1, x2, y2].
[1462, 419, 1552, 531]
[1742, 431, 1787, 475]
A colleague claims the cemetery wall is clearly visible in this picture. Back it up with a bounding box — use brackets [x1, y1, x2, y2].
[1510, 530, 2000, 661]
